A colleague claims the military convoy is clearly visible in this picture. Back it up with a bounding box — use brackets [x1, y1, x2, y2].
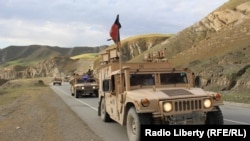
[70, 70, 99, 98]
[97, 48, 224, 141]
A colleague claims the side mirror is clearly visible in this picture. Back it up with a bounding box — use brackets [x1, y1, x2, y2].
[102, 79, 110, 92]
[194, 75, 201, 87]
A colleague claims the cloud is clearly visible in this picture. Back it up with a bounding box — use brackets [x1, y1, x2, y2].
[0, 18, 109, 47]
[0, 0, 228, 48]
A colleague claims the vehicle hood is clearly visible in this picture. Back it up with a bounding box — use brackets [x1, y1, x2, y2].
[125, 87, 209, 100]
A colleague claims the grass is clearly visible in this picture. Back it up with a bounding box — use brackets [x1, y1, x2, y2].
[70, 53, 97, 60]
[122, 33, 173, 41]
[222, 92, 250, 104]
[0, 88, 21, 106]
[0, 59, 40, 69]
[0, 78, 52, 107]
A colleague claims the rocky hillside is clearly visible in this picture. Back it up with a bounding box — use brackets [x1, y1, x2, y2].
[125, 0, 250, 93]
[171, 0, 250, 92]
[0, 45, 107, 80]
[118, 34, 172, 62]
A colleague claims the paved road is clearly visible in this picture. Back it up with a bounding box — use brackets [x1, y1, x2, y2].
[50, 82, 128, 141]
[50, 82, 250, 141]
[221, 102, 250, 125]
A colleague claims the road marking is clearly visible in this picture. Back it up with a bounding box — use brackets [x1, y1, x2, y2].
[224, 119, 250, 125]
[51, 85, 98, 111]
[75, 99, 98, 111]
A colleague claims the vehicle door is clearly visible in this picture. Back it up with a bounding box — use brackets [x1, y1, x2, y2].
[106, 75, 120, 121]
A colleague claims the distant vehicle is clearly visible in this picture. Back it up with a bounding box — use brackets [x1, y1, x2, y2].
[97, 48, 224, 141]
[70, 74, 99, 98]
[63, 76, 70, 82]
[53, 77, 62, 86]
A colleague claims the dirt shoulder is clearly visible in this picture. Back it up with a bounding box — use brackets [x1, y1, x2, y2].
[0, 79, 103, 141]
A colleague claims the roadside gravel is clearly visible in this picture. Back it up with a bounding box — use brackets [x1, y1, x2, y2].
[0, 81, 103, 141]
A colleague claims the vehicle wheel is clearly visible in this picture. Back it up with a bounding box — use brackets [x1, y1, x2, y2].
[100, 98, 111, 122]
[126, 107, 151, 141]
[94, 90, 99, 97]
[75, 90, 79, 98]
[71, 87, 74, 96]
[205, 106, 224, 125]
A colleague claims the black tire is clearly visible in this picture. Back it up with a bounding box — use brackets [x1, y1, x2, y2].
[71, 87, 74, 96]
[75, 90, 79, 98]
[205, 106, 224, 125]
[100, 98, 111, 122]
[126, 107, 151, 141]
[94, 90, 99, 97]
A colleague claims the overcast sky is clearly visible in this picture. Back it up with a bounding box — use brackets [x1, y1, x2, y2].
[0, 0, 228, 49]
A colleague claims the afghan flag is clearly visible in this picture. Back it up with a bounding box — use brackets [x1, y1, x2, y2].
[110, 14, 121, 45]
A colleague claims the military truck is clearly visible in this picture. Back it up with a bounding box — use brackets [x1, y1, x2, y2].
[63, 76, 70, 82]
[97, 48, 224, 141]
[53, 77, 62, 86]
[70, 72, 99, 98]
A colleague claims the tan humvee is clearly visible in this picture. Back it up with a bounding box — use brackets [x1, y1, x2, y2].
[52, 77, 62, 86]
[97, 48, 224, 141]
[70, 72, 99, 98]
[64, 76, 70, 82]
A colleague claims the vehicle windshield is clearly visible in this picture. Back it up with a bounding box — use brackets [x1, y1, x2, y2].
[130, 74, 155, 86]
[76, 78, 96, 83]
[76, 79, 85, 83]
[54, 78, 62, 81]
[86, 79, 96, 83]
[160, 72, 187, 84]
[129, 72, 187, 86]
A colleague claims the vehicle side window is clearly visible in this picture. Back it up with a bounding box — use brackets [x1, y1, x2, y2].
[102, 79, 110, 92]
[111, 75, 115, 92]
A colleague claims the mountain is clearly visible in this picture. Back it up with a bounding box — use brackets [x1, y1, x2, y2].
[0, 45, 107, 79]
[0, 45, 107, 66]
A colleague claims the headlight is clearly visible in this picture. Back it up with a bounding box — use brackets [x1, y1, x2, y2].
[81, 87, 85, 89]
[203, 99, 212, 108]
[163, 102, 172, 112]
[93, 86, 96, 89]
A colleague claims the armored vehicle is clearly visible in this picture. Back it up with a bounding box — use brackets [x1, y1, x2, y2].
[70, 73, 99, 98]
[53, 77, 62, 85]
[64, 76, 70, 82]
[97, 48, 224, 141]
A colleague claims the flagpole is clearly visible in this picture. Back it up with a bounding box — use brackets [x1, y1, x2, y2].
[115, 14, 122, 93]
[116, 15, 123, 116]
[118, 42, 122, 93]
